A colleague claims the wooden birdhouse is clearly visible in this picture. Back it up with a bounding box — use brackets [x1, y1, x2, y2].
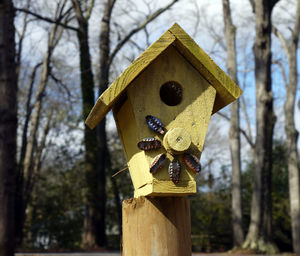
[86, 23, 242, 198]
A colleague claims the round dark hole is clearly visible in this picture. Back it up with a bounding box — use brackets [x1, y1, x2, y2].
[160, 81, 182, 106]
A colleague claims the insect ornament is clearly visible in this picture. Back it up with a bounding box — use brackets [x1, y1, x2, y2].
[140, 114, 201, 183]
[146, 115, 165, 135]
[168, 159, 181, 184]
[137, 137, 162, 151]
[85, 23, 242, 197]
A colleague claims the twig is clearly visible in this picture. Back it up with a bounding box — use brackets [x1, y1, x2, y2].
[112, 166, 129, 178]
[108, 0, 179, 66]
[217, 112, 255, 148]
[15, 7, 78, 31]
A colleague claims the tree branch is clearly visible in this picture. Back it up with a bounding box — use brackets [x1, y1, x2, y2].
[16, 0, 31, 72]
[273, 59, 288, 87]
[249, 0, 255, 13]
[108, 0, 179, 66]
[86, 0, 95, 21]
[15, 7, 78, 31]
[49, 71, 72, 101]
[217, 112, 255, 148]
[292, 0, 300, 45]
[272, 25, 289, 57]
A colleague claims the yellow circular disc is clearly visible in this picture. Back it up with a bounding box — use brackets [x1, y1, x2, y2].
[164, 127, 191, 153]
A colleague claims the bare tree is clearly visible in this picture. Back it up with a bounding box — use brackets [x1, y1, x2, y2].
[0, 0, 17, 255]
[243, 0, 279, 252]
[222, 0, 244, 248]
[69, 0, 104, 248]
[17, 0, 179, 248]
[92, 0, 117, 248]
[273, 0, 300, 252]
[15, 1, 71, 245]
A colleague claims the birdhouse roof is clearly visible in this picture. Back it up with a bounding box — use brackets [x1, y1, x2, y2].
[86, 23, 242, 129]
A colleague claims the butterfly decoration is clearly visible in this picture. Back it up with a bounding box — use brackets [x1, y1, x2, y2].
[137, 114, 201, 184]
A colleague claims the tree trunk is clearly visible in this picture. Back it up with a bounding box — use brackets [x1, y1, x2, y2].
[15, 62, 41, 246]
[277, 1, 300, 252]
[0, 1, 17, 256]
[243, 0, 278, 253]
[286, 53, 300, 253]
[15, 19, 63, 246]
[92, 2, 116, 247]
[222, 0, 244, 248]
[71, 0, 103, 249]
[285, 40, 300, 252]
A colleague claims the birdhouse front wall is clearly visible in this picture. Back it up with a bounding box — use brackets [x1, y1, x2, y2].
[114, 45, 217, 197]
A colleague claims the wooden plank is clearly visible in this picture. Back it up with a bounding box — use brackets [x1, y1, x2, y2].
[15, 254, 120, 256]
[134, 179, 196, 198]
[114, 99, 153, 191]
[168, 23, 242, 114]
[85, 31, 176, 129]
[127, 45, 216, 196]
[86, 23, 242, 129]
[122, 196, 191, 256]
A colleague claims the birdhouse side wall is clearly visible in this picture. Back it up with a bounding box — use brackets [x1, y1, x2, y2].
[113, 99, 153, 192]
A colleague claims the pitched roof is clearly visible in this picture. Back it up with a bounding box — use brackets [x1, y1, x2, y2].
[86, 23, 242, 129]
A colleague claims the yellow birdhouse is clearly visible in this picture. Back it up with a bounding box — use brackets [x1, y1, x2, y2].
[85, 23, 242, 198]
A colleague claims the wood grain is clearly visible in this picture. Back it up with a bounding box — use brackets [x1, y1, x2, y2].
[86, 23, 242, 198]
[114, 99, 153, 191]
[168, 23, 242, 114]
[164, 127, 191, 153]
[85, 30, 176, 129]
[85, 23, 242, 130]
[126, 45, 215, 196]
[122, 196, 191, 256]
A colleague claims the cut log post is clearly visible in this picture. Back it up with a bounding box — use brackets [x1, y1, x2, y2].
[122, 196, 191, 256]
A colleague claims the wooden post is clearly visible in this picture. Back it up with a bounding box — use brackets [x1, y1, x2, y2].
[122, 196, 191, 256]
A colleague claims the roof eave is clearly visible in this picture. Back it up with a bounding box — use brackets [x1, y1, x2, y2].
[85, 23, 242, 129]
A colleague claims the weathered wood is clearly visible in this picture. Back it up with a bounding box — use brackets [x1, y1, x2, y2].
[114, 45, 216, 197]
[163, 127, 191, 153]
[86, 30, 176, 129]
[85, 23, 242, 129]
[122, 196, 191, 256]
[169, 23, 241, 114]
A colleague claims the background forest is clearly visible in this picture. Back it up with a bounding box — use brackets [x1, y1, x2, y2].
[0, 0, 300, 255]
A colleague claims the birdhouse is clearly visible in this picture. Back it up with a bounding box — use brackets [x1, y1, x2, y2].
[86, 23, 242, 198]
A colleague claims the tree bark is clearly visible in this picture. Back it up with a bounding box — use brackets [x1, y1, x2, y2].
[243, 0, 278, 252]
[15, 11, 65, 245]
[0, 1, 17, 255]
[15, 64, 42, 241]
[273, 0, 300, 252]
[91, 0, 116, 247]
[222, 0, 244, 248]
[286, 43, 300, 253]
[71, 0, 103, 249]
[285, 34, 300, 256]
